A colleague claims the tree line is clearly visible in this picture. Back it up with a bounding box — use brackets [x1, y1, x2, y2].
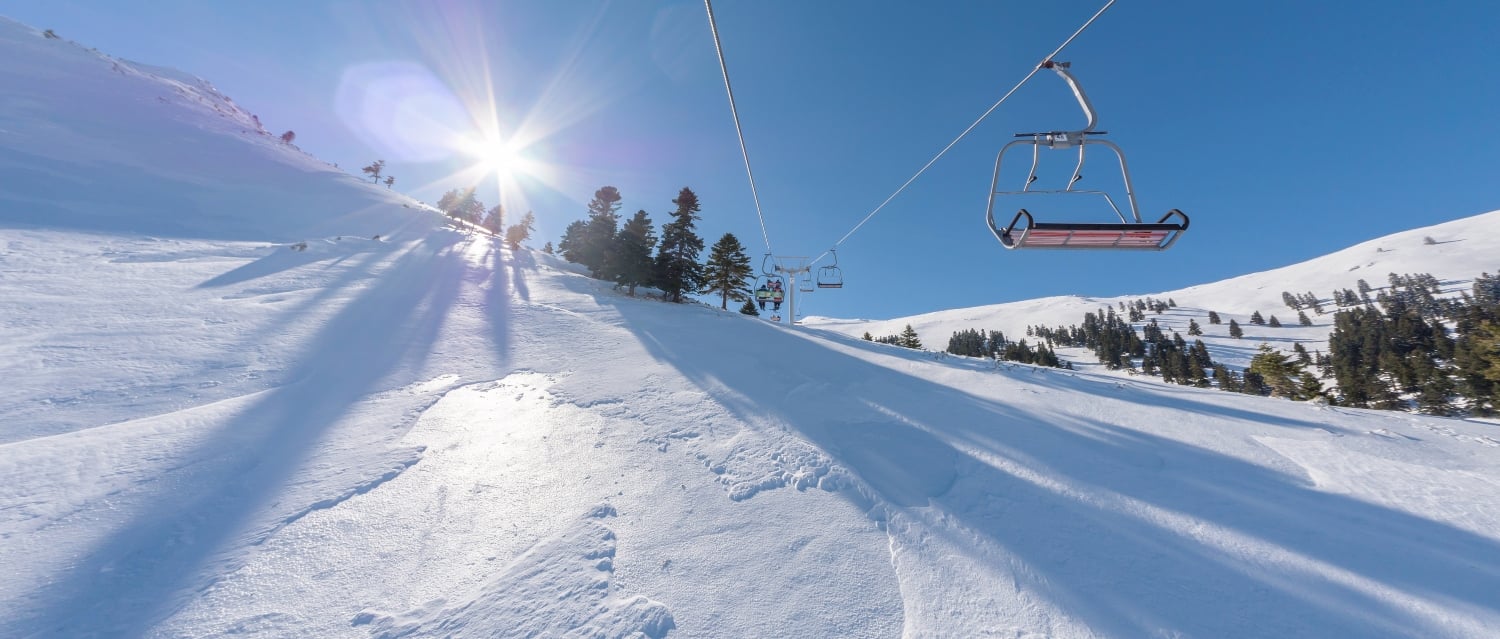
[554, 186, 758, 310]
[1014, 274, 1500, 415]
[434, 187, 536, 250]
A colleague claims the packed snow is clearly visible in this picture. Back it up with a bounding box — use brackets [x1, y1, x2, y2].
[4, 16, 1500, 638]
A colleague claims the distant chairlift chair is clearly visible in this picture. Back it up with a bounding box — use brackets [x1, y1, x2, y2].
[985, 61, 1188, 251]
[817, 250, 844, 289]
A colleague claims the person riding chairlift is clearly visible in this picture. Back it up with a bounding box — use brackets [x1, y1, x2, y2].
[769, 279, 783, 310]
[756, 283, 770, 310]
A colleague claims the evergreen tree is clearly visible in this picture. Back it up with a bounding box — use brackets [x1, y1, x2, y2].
[1250, 310, 1265, 325]
[1208, 310, 1222, 325]
[362, 159, 385, 182]
[280, 130, 296, 144]
[505, 211, 536, 250]
[1228, 319, 1244, 338]
[654, 188, 706, 303]
[1268, 315, 1282, 327]
[1242, 371, 1269, 396]
[899, 324, 923, 350]
[579, 186, 623, 278]
[1297, 372, 1325, 401]
[1298, 310, 1312, 326]
[1248, 344, 1304, 398]
[481, 204, 504, 235]
[862, 331, 874, 341]
[1187, 319, 1203, 336]
[542, 241, 554, 255]
[739, 298, 760, 316]
[701, 233, 754, 310]
[1213, 364, 1241, 392]
[558, 220, 587, 263]
[1292, 342, 1313, 366]
[436, 188, 484, 224]
[612, 210, 657, 296]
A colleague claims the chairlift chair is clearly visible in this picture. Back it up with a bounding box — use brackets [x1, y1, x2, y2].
[985, 61, 1188, 251]
[817, 250, 844, 289]
[756, 253, 785, 303]
[798, 272, 815, 293]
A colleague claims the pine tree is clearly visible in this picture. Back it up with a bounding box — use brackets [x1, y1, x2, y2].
[362, 159, 385, 183]
[702, 233, 754, 309]
[1242, 371, 1269, 396]
[558, 220, 587, 263]
[1248, 344, 1303, 398]
[384, 176, 395, 189]
[1298, 310, 1312, 326]
[579, 186, 623, 278]
[1268, 315, 1282, 327]
[1228, 319, 1244, 338]
[1250, 310, 1265, 325]
[542, 242, 554, 255]
[1208, 310, 1222, 325]
[862, 331, 874, 341]
[1213, 364, 1241, 392]
[437, 188, 483, 224]
[1187, 319, 1203, 336]
[1292, 342, 1313, 366]
[899, 324, 923, 350]
[612, 210, 657, 296]
[481, 205, 504, 235]
[1297, 372, 1325, 401]
[739, 298, 760, 316]
[505, 211, 535, 250]
[654, 187, 706, 303]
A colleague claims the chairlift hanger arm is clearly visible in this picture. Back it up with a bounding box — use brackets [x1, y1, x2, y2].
[1039, 60, 1098, 134]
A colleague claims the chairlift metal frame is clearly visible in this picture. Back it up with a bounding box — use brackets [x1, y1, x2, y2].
[816, 249, 844, 289]
[985, 61, 1188, 251]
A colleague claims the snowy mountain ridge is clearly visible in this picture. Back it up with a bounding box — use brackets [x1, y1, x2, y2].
[4, 17, 1500, 639]
[0, 15, 429, 242]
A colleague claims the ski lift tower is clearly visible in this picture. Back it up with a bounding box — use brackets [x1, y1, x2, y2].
[770, 256, 813, 325]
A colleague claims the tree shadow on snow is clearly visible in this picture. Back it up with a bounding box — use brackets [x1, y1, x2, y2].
[608, 302, 1500, 638]
[15, 234, 473, 638]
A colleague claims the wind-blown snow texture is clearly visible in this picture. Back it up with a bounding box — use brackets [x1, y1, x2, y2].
[3, 16, 1499, 639]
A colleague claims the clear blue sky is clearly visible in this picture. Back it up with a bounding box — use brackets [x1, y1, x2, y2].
[7, 1, 1499, 320]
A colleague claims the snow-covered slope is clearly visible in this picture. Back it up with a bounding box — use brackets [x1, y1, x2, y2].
[0, 17, 429, 241]
[807, 209, 1500, 369]
[4, 17, 1500, 639]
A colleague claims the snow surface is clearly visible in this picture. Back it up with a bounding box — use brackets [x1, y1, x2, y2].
[4, 15, 1500, 639]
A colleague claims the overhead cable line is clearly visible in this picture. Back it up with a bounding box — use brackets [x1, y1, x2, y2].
[704, 0, 774, 254]
[816, 0, 1117, 264]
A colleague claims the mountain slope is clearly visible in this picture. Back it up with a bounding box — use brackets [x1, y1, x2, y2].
[808, 208, 1500, 369]
[3, 18, 1500, 639]
[0, 16, 426, 241]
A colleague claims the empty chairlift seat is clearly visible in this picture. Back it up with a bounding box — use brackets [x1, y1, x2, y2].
[999, 209, 1189, 251]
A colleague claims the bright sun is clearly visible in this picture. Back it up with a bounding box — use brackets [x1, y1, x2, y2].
[460, 134, 518, 177]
